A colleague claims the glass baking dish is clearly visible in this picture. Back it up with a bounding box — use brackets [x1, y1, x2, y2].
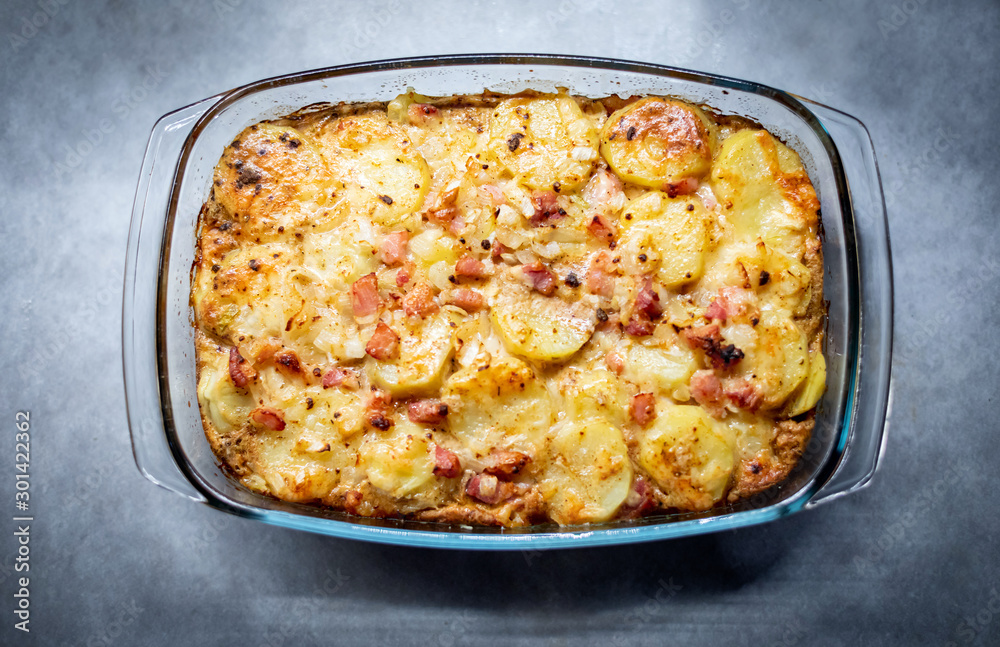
[123, 54, 892, 550]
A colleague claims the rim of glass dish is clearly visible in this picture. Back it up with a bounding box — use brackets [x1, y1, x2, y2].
[154, 54, 861, 548]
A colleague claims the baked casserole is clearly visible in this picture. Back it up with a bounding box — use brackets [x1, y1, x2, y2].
[191, 90, 826, 527]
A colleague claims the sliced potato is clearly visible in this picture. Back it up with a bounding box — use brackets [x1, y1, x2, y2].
[540, 419, 633, 524]
[737, 240, 812, 316]
[488, 93, 599, 191]
[360, 421, 435, 497]
[368, 309, 461, 397]
[748, 311, 810, 408]
[301, 216, 380, 290]
[444, 356, 554, 457]
[212, 123, 333, 233]
[562, 368, 629, 427]
[623, 339, 699, 396]
[785, 350, 826, 417]
[618, 191, 709, 288]
[638, 404, 735, 510]
[318, 113, 431, 226]
[197, 347, 255, 434]
[489, 281, 595, 363]
[600, 98, 714, 189]
[710, 129, 819, 255]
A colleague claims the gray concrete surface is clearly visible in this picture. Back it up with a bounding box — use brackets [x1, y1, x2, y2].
[1, 1, 998, 645]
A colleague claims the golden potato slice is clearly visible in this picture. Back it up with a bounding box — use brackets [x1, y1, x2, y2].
[488, 93, 599, 191]
[710, 129, 820, 254]
[618, 191, 709, 288]
[540, 419, 633, 524]
[600, 98, 714, 190]
[196, 345, 254, 434]
[623, 339, 699, 396]
[360, 421, 435, 497]
[638, 404, 736, 510]
[489, 281, 596, 362]
[737, 240, 812, 316]
[318, 113, 431, 226]
[212, 124, 334, 236]
[785, 350, 826, 417]
[747, 311, 810, 409]
[443, 356, 554, 457]
[367, 309, 461, 398]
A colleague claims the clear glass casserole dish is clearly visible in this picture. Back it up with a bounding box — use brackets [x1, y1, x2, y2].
[123, 54, 892, 550]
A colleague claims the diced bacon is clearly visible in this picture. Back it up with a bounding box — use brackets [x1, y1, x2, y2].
[447, 215, 467, 236]
[350, 272, 381, 320]
[445, 288, 484, 312]
[478, 184, 506, 206]
[618, 476, 656, 519]
[665, 176, 699, 197]
[630, 393, 656, 427]
[491, 240, 510, 262]
[365, 322, 400, 360]
[365, 389, 393, 430]
[587, 214, 617, 244]
[624, 312, 655, 337]
[465, 473, 514, 505]
[705, 299, 728, 322]
[521, 261, 557, 296]
[379, 231, 409, 266]
[605, 350, 625, 375]
[483, 450, 531, 481]
[407, 399, 449, 425]
[586, 251, 618, 297]
[407, 102, 438, 122]
[528, 190, 565, 227]
[273, 349, 303, 378]
[402, 282, 438, 318]
[726, 379, 762, 412]
[228, 346, 256, 389]
[635, 278, 663, 319]
[251, 407, 285, 431]
[322, 366, 359, 390]
[455, 255, 488, 280]
[395, 262, 413, 287]
[583, 168, 626, 214]
[690, 369, 725, 416]
[706, 287, 756, 323]
[433, 445, 461, 478]
[681, 323, 745, 369]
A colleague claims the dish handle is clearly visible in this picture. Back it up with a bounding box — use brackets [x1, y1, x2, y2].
[122, 97, 221, 502]
[798, 99, 894, 508]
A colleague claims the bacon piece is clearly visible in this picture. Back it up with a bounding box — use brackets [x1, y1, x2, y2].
[624, 312, 655, 337]
[706, 287, 756, 323]
[491, 240, 511, 262]
[483, 450, 531, 481]
[273, 349, 303, 379]
[407, 399, 449, 425]
[455, 255, 488, 280]
[251, 407, 285, 431]
[365, 389, 393, 430]
[630, 393, 656, 427]
[583, 168, 626, 214]
[465, 473, 514, 505]
[433, 445, 461, 478]
[402, 282, 438, 318]
[634, 278, 663, 319]
[228, 346, 256, 389]
[681, 323, 744, 369]
[445, 288, 484, 312]
[605, 350, 625, 375]
[521, 261, 557, 296]
[365, 322, 400, 360]
[528, 190, 565, 227]
[726, 379, 762, 412]
[350, 272, 381, 320]
[395, 262, 413, 287]
[379, 231, 409, 266]
[322, 366, 359, 390]
[665, 176, 699, 197]
[705, 299, 728, 322]
[407, 102, 438, 122]
[587, 214, 617, 244]
[478, 184, 506, 206]
[690, 369, 725, 417]
[618, 476, 656, 519]
[586, 251, 618, 297]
